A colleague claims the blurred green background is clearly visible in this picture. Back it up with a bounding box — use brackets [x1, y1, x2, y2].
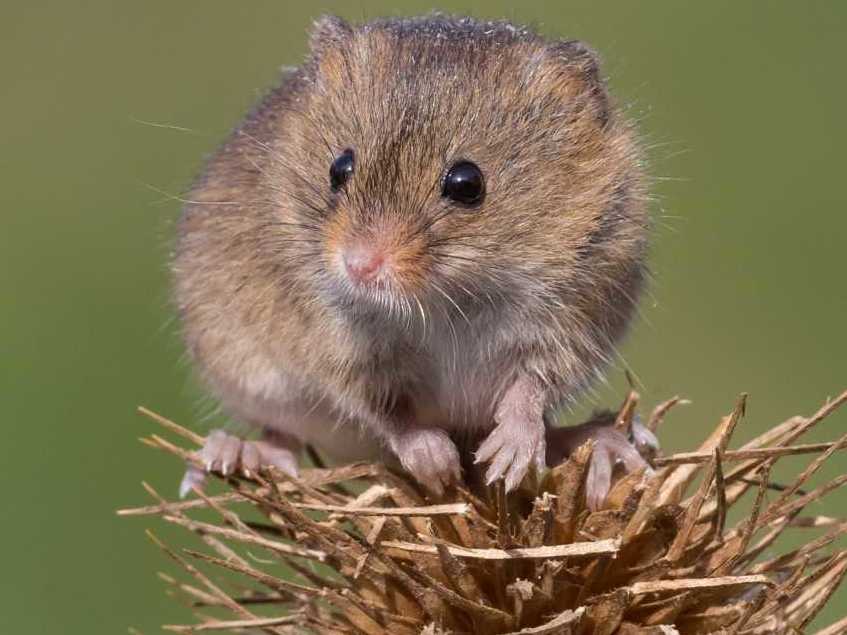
[2, 1, 845, 632]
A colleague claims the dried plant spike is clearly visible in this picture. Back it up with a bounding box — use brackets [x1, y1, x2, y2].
[654, 441, 847, 467]
[647, 396, 689, 433]
[815, 615, 847, 635]
[655, 394, 747, 508]
[614, 390, 640, 434]
[380, 538, 619, 560]
[123, 392, 847, 633]
[137, 406, 205, 446]
[163, 615, 301, 633]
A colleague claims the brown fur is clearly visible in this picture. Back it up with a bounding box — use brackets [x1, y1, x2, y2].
[173, 15, 649, 480]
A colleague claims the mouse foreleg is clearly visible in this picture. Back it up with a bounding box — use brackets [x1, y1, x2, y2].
[475, 374, 547, 492]
[383, 424, 462, 497]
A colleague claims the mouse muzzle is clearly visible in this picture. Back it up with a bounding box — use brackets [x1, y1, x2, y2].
[341, 243, 385, 286]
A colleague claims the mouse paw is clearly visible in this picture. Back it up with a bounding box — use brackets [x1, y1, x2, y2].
[547, 418, 656, 511]
[179, 429, 300, 498]
[475, 413, 546, 492]
[388, 427, 461, 497]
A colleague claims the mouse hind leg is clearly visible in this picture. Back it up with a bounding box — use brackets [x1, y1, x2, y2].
[545, 411, 659, 511]
[179, 426, 302, 498]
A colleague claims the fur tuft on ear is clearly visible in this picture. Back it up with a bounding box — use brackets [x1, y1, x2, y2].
[309, 15, 353, 55]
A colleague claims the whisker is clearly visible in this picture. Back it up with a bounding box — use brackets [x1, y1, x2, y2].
[430, 280, 471, 328]
[130, 116, 203, 135]
[140, 182, 241, 207]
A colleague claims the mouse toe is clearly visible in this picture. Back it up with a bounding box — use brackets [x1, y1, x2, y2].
[476, 412, 546, 492]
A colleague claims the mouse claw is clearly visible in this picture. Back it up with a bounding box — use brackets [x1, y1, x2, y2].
[631, 415, 660, 460]
[388, 427, 461, 497]
[240, 441, 260, 478]
[179, 428, 301, 497]
[547, 417, 655, 511]
[476, 413, 546, 493]
[200, 429, 229, 473]
[587, 428, 652, 510]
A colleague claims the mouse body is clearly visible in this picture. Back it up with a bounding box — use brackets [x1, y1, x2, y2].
[174, 15, 652, 505]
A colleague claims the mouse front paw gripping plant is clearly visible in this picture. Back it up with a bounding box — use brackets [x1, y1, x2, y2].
[121, 390, 847, 634]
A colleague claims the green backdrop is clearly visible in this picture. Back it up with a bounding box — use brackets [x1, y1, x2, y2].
[2, 2, 845, 632]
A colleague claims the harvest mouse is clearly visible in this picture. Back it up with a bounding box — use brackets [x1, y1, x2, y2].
[174, 15, 655, 508]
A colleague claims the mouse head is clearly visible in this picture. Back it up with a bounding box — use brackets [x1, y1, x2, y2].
[262, 15, 648, 338]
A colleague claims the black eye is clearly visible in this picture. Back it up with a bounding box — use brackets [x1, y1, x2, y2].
[442, 160, 485, 206]
[329, 148, 355, 191]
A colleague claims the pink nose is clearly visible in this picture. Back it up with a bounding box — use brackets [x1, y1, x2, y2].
[343, 246, 384, 284]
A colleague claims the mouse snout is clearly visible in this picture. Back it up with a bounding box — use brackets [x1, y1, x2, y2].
[342, 244, 384, 285]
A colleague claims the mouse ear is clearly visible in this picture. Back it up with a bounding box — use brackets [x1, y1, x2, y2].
[545, 39, 611, 126]
[549, 40, 602, 84]
[309, 15, 353, 54]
